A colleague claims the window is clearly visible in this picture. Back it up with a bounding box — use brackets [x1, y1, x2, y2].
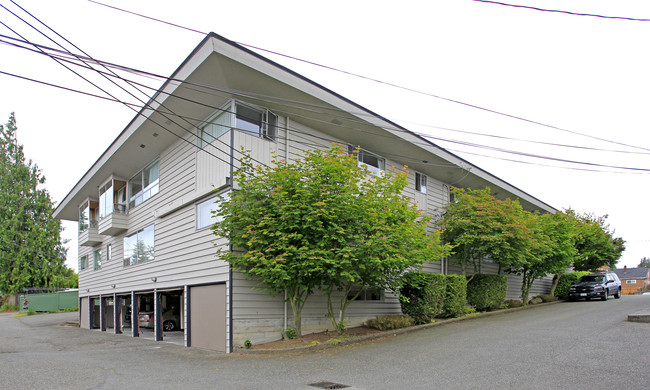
[415, 172, 427, 194]
[79, 201, 90, 232]
[235, 102, 278, 141]
[627, 280, 637, 284]
[93, 249, 102, 270]
[80, 255, 88, 270]
[196, 193, 229, 229]
[123, 225, 155, 266]
[78, 200, 99, 232]
[348, 145, 385, 176]
[129, 160, 159, 208]
[199, 106, 231, 147]
[347, 287, 383, 301]
[199, 101, 278, 146]
[99, 179, 127, 217]
[106, 244, 112, 261]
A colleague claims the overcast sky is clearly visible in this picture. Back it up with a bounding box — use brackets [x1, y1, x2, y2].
[1, 0, 649, 272]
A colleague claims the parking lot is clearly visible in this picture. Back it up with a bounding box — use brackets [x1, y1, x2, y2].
[2, 295, 650, 389]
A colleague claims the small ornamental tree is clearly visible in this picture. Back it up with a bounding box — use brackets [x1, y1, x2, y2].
[438, 188, 529, 279]
[212, 145, 449, 336]
[569, 210, 625, 271]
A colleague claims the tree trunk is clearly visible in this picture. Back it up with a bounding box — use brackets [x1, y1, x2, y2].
[550, 273, 562, 297]
[288, 291, 306, 337]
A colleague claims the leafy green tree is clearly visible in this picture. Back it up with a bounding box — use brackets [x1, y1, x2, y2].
[539, 211, 578, 296]
[438, 188, 529, 279]
[213, 145, 449, 336]
[569, 210, 625, 271]
[638, 258, 650, 268]
[0, 113, 71, 295]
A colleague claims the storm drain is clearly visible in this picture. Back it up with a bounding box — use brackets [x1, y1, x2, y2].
[308, 381, 350, 389]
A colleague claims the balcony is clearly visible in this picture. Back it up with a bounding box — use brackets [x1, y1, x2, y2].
[79, 220, 103, 247]
[98, 204, 129, 236]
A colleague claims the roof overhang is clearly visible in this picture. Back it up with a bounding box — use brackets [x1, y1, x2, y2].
[54, 33, 555, 221]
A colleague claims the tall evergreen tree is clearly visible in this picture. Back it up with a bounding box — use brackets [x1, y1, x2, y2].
[0, 113, 73, 295]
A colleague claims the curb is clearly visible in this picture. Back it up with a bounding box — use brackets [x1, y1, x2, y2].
[627, 310, 650, 323]
[235, 300, 563, 354]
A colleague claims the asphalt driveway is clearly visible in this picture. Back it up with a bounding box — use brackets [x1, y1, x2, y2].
[2, 295, 650, 389]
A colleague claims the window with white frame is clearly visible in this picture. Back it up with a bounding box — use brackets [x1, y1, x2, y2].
[106, 244, 112, 261]
[415, 172, 427, 194]
[627, 280, 637, 284]
[80, 255, 88, 270]
[199, 101, 278, 147]
[129, 160, 159, 208]
[123, 225, 155, 266]
[348, 145, 385, 176]
[196, 192, 229, 229]
[93, 249, 102, 270]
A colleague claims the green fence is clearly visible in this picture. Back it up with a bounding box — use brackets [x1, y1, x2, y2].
[25, 290, 78, 312]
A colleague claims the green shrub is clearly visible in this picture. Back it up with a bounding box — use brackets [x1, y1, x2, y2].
[528, 297, 543, 305]
[399, 272, 446, 324]
[537, 294, 557, 303]
[26, 309, 35, 316]
[466, 274, 508, 311]
[366, 314, 414, 331]
[243, 339, 252, 349]
[443, 274, 467, 318]
[285, 328, 296, 339]
[0, 303, 19, 312]
[555, 272, 590, 299]
[505, 299, 523, 308]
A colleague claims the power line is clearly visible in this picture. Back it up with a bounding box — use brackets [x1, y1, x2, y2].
[2, 63, 648, 174]
[1, 18, 648, 175]
[86, 0, 650, 153]
[473, 0, 650, 22]
[5, 32, 648, 160]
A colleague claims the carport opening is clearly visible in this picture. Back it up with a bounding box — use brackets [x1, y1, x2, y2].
[137, 290, 184, 339]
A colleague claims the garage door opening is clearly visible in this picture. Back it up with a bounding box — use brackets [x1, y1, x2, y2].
[136, 290, 184, 342]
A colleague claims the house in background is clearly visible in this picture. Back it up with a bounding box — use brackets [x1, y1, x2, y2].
[612, 267, 650, 295]
[53, 32, 556, 353]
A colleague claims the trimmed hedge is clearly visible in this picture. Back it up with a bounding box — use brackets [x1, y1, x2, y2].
[555, 271, 590, 299]
[443, 274, 467, 318]
[366, 314, 414, 331]
[399, 272, 446, 324]
[466, 274, 507, 311]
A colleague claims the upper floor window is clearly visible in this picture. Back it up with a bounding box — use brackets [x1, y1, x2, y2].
[235, 102, 278, 141]
[106, 244, 112, 261]
[99, 179, 127, 218]
[123, 224, 155, 266]
[196, 192, 229, 229]
[78, 200, 98, 232]
[348, 145, 385, 176]
[415, 172, 427, 194]
[129, 160, 159, 208]
[198, 101, 278, 147]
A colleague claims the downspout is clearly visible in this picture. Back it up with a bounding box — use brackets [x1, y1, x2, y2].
[284, 116, 290, 333]
[228, 126, 235, 353]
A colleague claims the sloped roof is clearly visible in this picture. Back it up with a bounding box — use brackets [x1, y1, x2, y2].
[54, 32, 557, 221]
[612, 267, 649, 280]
